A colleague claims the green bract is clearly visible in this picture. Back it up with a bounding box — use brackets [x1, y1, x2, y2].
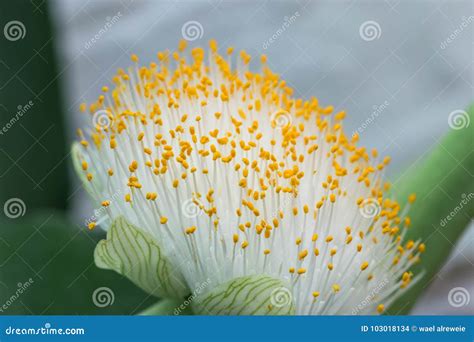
[192, 275, 295, 315]
[94, 216, 189, 299]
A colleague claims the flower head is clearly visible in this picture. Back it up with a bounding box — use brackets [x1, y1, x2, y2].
[73, 40, 424, 315]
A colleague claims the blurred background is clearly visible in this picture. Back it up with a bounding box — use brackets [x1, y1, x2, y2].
[0, 0, 472, 315]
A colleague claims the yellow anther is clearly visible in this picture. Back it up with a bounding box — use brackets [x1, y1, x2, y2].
[332, 284, 340, 293]
[298, 249, 308, 260]
[87, 222, 96, 230]
[360, 262, 369, 271]
[160, 216, 168, 224]
[418, 243, 426, 253]
[185, 226, 197, 234]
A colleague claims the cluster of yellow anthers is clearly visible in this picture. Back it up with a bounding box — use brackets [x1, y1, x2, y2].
[75, 40, 424, 315]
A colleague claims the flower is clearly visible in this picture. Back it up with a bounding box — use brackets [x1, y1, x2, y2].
[72, 40, 424, 315]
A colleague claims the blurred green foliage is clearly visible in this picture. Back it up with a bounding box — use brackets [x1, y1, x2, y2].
[0, 211, 155, 314]
[388, 105, 473, 314]
[0, 0, 69, 210]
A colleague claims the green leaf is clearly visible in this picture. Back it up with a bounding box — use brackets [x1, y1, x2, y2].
[0, 1, 70, 210]
[0, 211, 156, 314]
[387, 105, 473, 314]
[192, 275, 295, 315]
[94, 216, 189, 299]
